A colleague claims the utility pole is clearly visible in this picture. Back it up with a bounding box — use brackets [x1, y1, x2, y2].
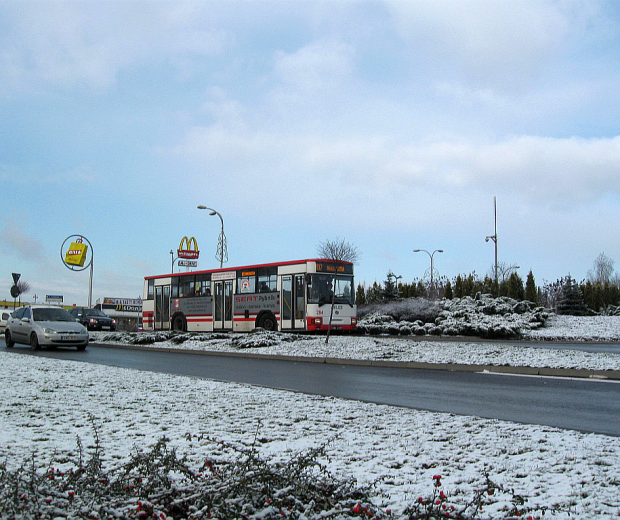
[486, 196, 498, 293]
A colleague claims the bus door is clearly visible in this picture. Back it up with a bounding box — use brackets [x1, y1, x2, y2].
[213, 280, 233, 330]
[281, 274, 306, 330]
[155, 285, 170, 329]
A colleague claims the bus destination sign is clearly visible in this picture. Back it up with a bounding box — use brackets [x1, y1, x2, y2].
[315, 262, 353, 275]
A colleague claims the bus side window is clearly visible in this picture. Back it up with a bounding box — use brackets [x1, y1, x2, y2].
[258, 274, 276, 292]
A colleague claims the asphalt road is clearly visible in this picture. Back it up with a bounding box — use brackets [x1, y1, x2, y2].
[4, 341, 620, 437]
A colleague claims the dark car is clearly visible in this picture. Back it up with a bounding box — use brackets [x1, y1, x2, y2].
[69, 307, 116, 331]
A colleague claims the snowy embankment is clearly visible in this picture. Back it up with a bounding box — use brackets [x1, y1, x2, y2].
[1, 347, 620, 519]
[2, 312, 620, 518]
[92, 314, 620, 372]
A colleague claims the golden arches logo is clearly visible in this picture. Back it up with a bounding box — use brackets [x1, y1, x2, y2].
[178, 236, 200, 259]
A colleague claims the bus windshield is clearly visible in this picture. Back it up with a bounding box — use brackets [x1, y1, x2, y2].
[308, 274, 354, 306]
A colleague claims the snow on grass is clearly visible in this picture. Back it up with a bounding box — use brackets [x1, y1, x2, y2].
[92, 314, 620, 371]
[525, 315, 620, 342]
[3, 315, 620, 517]
[1, 350, 619, 518]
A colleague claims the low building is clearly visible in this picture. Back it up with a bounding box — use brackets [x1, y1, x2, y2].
[94, 297, 143, 331]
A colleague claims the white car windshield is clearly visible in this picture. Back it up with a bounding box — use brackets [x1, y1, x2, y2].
[32, 308, 74, 322]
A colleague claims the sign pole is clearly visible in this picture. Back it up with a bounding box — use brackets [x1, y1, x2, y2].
[88, 259, 93, 307]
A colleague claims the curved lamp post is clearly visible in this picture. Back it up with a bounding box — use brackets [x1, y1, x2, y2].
[197, 205, 228, 268]
[413, 249, 443, 292]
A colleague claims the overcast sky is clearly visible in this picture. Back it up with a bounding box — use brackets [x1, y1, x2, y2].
[2, 0, 620, 306]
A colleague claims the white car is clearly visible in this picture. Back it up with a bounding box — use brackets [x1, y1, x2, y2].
[5, 305, 89, 350]
[0, 310, 10, 332]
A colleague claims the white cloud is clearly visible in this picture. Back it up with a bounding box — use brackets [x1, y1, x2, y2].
[0, 2, 227, 93]
[0, 218, 44, 261]
[386, 0, 588, 91]
[273, 39, 355, 93]
[169, 111, 620, 216]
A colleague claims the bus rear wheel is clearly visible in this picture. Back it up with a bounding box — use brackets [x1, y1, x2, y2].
[171, 313, 187, 332]
[258, 313, 277, 332]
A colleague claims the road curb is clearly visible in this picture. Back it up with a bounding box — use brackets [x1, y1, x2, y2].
[94, 343, 620, 380]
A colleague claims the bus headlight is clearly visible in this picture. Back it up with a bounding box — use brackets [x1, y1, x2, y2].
[311, 318, 323, 326]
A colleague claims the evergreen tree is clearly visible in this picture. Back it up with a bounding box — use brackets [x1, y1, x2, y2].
[604, 282, 620, 308]
[453, 275, 464, 298]
[405, 282, 419, 298]
[482, 276, 494, 295]
[582, 280, 620, 312]
[557, 275, 589, 316]
[463, 274, 477, 297]
[444, 280, 453, 300]
[365, 281, 382, 304]
[525, 270, 537, 303]
[355, 284, 366, 306]
[382, 272, 399, 301]
[507, 272, 525, 300]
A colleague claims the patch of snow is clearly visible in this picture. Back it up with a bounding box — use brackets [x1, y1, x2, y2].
[3, 314, 620, 517]
[525, 315, 620, 342]
[93, 314, 620, 371]
[1, 350, 619, 518]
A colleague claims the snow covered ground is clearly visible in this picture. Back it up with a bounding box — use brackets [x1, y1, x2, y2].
[92, 314, 620, 372]
[1, 315, 620, 518]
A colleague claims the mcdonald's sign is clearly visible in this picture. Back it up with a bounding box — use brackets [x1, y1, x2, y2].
[178, 236, 200, 259]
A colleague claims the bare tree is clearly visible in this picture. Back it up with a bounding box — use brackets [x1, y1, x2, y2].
[16, 280, 31, 295]
[487, 261, 520, 284]
[14, 279, 31, 304]
[316, 237, 360, 344]
[587, 252, 616, 285]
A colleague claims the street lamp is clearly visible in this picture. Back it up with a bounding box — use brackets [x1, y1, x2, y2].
[197, 205, 228, 268]
[413, 249, 443, 293]
[169, 250, 177, 273]
[394, 274, 402, 297]
[485, 196, 498, 291]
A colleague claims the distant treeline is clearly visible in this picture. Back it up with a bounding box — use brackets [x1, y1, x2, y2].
[356, 270, 620, 316]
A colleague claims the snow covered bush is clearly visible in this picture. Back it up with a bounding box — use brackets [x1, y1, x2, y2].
[231, 329, 312, 349]
[359, 298, 443, 324]
[0, 431, 386, 520]
[357, 295, 549, 339]
[0, 433, 563, 520]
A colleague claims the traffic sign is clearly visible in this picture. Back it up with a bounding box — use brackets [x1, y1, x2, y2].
[12, 273, 20, 284]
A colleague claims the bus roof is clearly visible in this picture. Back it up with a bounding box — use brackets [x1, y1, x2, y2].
[145, 258, 354, 280]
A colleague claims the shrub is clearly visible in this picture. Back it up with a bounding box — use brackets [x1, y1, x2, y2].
[0, 428, 569, 520]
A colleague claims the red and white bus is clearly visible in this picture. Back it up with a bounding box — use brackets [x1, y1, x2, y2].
[142, 259, 357, 333]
